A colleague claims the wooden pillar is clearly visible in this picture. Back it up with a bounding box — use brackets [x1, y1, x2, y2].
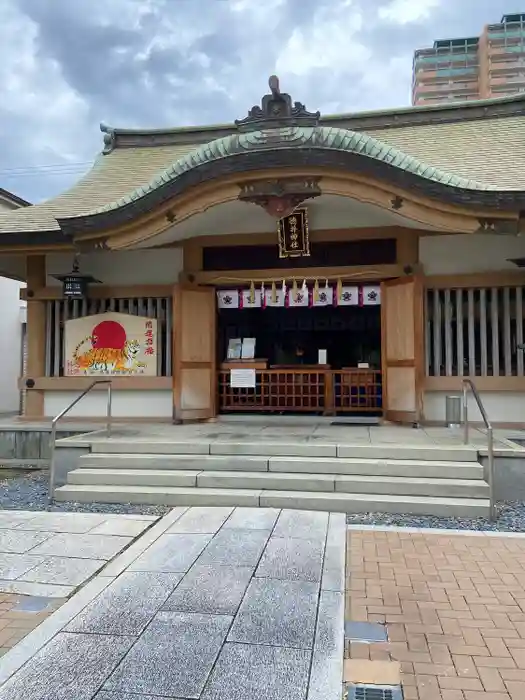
[24, 255, 46, 418]
[323, 371, 334, 415]
[397, 229, 420, 268]
[172, 284, 217, 421]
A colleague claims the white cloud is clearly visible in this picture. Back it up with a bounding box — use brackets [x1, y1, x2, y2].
[0, 2, 91, 166]
[0, 0, 517, 203]
[378, 0, 441, 25]
[276, 1, 369, 77]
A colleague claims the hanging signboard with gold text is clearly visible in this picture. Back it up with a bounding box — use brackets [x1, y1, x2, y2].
[278, 208, 310, 258]
[64, 312, 158, 376]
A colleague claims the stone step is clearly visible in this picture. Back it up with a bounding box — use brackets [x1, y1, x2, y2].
[267, 457, 484, 480]
[69, 468, 199, 488]
[79, 453, 270, 472]
[87, 440, 479, 462]
[67, 468, 490, 499]
[78, 453, 485, 480]
[53, 483, 490, 518]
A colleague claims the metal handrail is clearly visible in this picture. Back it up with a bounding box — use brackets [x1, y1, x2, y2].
[462, 378, 495, 522]
[48, 380, 112, 505]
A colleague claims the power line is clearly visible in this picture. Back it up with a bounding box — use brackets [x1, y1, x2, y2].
[0, 161, 92, 175]
[2, 171, 90, 179]
[0, 161, 92, 171]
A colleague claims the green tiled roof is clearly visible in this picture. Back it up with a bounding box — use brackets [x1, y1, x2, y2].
[0, 144, 197, 233]
[93, 125, 490, 216]
[0, 98, 524, 235]
[366, 115, 525, 189]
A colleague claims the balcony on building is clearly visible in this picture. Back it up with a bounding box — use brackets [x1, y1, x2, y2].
[490, 73, 525, 87]
[489, 57, 525, 73]
[488, 37, 525, 59]
[487, 14, 525, 61]
[414, 37, 479, 69]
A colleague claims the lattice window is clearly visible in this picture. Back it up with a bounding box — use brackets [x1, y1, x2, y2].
[218, 369, 382, 413]
[44, 297, 173, 377]
[425, 287, 525, 377]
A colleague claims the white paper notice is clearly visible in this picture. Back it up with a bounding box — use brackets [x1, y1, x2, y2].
[230, 369, 256, 388]
[241, 337, 256, 360]
[227, 338, 242, 360]
[358, 362, 370, 369]
[318, 349, 327, 365]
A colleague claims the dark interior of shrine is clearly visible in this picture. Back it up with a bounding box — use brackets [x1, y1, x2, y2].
[217, 304, 381, 369]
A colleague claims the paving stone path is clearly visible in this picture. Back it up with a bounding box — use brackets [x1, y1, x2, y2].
[0, 511, 157, 598]
[0, 507, 346, 700]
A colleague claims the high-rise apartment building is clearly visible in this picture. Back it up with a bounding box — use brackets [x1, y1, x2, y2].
[412, 13, 525, 105]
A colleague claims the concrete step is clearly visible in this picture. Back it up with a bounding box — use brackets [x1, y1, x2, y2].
[68, 468, 490, 499]
[54, 484, 490, 518]
[88, 440, 479, 462]
[78, 453, 269, 472]
[78, 453, 485, 480]
[267, 457, 484, 480]
[334, 475, 488, 499]
[69, 468, 199, 488]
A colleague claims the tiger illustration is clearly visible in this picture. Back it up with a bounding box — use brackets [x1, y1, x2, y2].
[73, 335, 146, 373]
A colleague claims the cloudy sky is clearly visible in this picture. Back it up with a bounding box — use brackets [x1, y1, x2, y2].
[0, 0, 517, 202]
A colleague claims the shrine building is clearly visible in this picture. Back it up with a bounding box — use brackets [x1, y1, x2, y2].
[2, 76, 525, 426]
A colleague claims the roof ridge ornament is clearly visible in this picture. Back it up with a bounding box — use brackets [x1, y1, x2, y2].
[235, 75, 320, 132]
[100, 123, 116, 154]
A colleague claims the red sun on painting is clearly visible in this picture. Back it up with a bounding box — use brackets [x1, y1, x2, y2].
[91, 320, 127, 350]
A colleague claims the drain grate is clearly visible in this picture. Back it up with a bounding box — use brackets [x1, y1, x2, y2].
[346, 684, 404, 700]
[12, 597, 55, 613]
[330, 420, 380, 427]
[345, 621, 388, 643]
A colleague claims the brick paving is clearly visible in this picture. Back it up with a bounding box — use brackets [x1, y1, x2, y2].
[0, 594, 64, 657]
[345, 529, 525, 700]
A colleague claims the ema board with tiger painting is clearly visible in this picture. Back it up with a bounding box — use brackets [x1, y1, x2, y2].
[64, 312, 158, 376]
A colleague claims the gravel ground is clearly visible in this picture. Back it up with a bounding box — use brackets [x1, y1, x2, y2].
[2, 470, 524, 530]
[346, 501, 525, 532]
[0, 470, 170, 516]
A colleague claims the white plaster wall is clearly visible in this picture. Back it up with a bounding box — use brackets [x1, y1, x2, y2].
[46, 249, 184, 286]
[44, 390, 173, 419]
[420, 234, 525, 274]
[424, 391, 525, 425]
[0, 277, 24, 413]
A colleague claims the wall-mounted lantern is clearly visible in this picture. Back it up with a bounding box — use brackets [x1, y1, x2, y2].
[50, 256, 100, 299]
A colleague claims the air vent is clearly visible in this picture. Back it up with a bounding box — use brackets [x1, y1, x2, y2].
[346, 684, 404, 700]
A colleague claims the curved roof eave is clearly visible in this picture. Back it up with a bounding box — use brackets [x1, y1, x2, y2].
[56, 125, 522, 236]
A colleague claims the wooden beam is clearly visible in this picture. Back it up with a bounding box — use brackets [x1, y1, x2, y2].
[20, 377, 172, 391]
[424, 271, 525, 289]
[0, 244, 73, 255]
[425, 376, 525, 391]
[191, 263, 409, 285]
[170, 226, 423, 251]
[21, 284, 173, 301]
[397, 229, 420, 267]
[181, 240, 203, 272]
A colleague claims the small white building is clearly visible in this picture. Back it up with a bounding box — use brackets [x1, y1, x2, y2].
[0, 188, 29, 414]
